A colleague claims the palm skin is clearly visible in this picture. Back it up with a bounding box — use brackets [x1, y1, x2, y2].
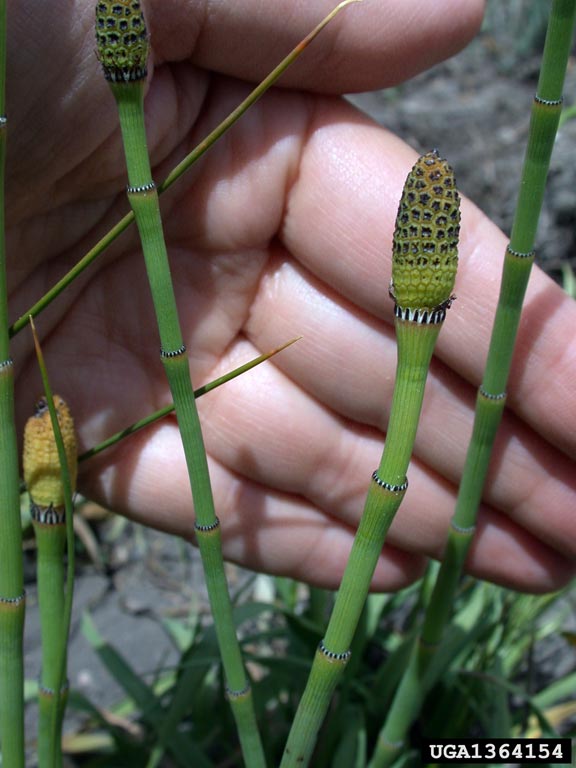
[7, 0, 576, 593]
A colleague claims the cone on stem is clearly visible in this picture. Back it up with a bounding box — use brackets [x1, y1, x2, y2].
[390, 149, 460, 316]
[95, 0, 149, 83]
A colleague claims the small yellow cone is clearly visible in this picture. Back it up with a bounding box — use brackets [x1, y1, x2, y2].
[391, 150, 460, 312]
[23, 395, 77, 510]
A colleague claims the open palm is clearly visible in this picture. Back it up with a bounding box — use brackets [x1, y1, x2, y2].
[9, 0, 576, 593]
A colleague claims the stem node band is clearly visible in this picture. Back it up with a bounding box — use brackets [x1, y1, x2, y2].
[534, 95, 563, 107]
[127, 181, 156, 194]
[506, 246, 535, 260]
[160, 345, 187, 359]
[318, 640, 352, 664]
[478, 387, 506, 402]
[370, 7, 576, 764]
[30, 504, 66, 526]
[449, 521, 476, 536]
[371, 470, 408, 494]
[281, 151, 460, 767]
[0, 592, 25, 608]
[194, 518, 221, 534]
[226, 684, 252, 700]
[96, 3, 267, 761]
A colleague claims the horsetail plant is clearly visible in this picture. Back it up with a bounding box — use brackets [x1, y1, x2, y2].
[0, 0, 26, 765]
[23, 389, 77, 768]
[280, 150, 461, 768]
[94, 1, 266, 763]
[370, 2, 576, 765]
[26, 318, 78, 768]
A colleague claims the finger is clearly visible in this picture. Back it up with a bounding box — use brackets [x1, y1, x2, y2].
[277, 97, 576, 458]
[79, 360, 573, 594]
[150, 0, 485, 92]
[78, 414, 426, 592]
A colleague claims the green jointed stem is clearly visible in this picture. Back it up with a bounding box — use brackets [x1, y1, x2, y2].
[281, 152, 461, 768]
[324, 322, 441, 653]
[24, 363, 78, 768]
[95, 4, 265, 763]
[0, 0, 25, 765]
[34, 524, 67, 768]
[371, 4, 576, 764]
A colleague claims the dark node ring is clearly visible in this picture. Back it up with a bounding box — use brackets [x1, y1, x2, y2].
[0, 357, 13, 371]
[318, 640, 351, 663]
[534, 95, 563, 107]
[225, 683, 251, 699]
[506, 246, 535, 260]
[479, 387, 506, 401]
[0, 590, 26, 606]
[39, 680, 69, 697]
[160, 344, 186, 359]
[127, 181, 156, 195]
[450, 520, 476, 535]
[194, 517, 220, 533]
[372, 470, 408, 494]
[31, 504, 66, 526]
[394, 303, 448, 325]
[104, 66, 148, 84]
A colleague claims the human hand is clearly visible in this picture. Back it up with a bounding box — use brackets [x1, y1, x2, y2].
[10, 0, 575, 593]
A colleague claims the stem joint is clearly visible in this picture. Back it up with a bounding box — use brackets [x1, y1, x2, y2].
[0, 591, 26, 607]
[450, 520, 476, 535]
[194, 517, 220, 533]
[534, 95, 563, 107]
[318, 640, 351, 664]
[478, 387, 506, 402]
[160, 344, 186, 359]
[31, 503, 66, 526]
[127, 181, 156, 195]
[371, 470, 408, 494]
[506, 245, 535, 260]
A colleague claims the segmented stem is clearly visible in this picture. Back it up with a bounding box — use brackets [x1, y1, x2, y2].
[0, 0, 25, 764]
[281, 152, 460, 767]
[370, 4, 576, 764]
[95, 4, 265, 761]
[24, 393, 77, 767]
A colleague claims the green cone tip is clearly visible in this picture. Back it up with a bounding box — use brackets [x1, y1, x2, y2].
[390, 150, 460, 313]
[95, 0, 149, 83]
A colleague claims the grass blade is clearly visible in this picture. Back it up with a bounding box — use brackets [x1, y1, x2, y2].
[79, 337, 300, 462]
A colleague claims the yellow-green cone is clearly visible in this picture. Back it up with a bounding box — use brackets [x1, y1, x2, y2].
[390, 150, 460, 316]
[23, 395, 77, 512]
[95, 0, 149, 83]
